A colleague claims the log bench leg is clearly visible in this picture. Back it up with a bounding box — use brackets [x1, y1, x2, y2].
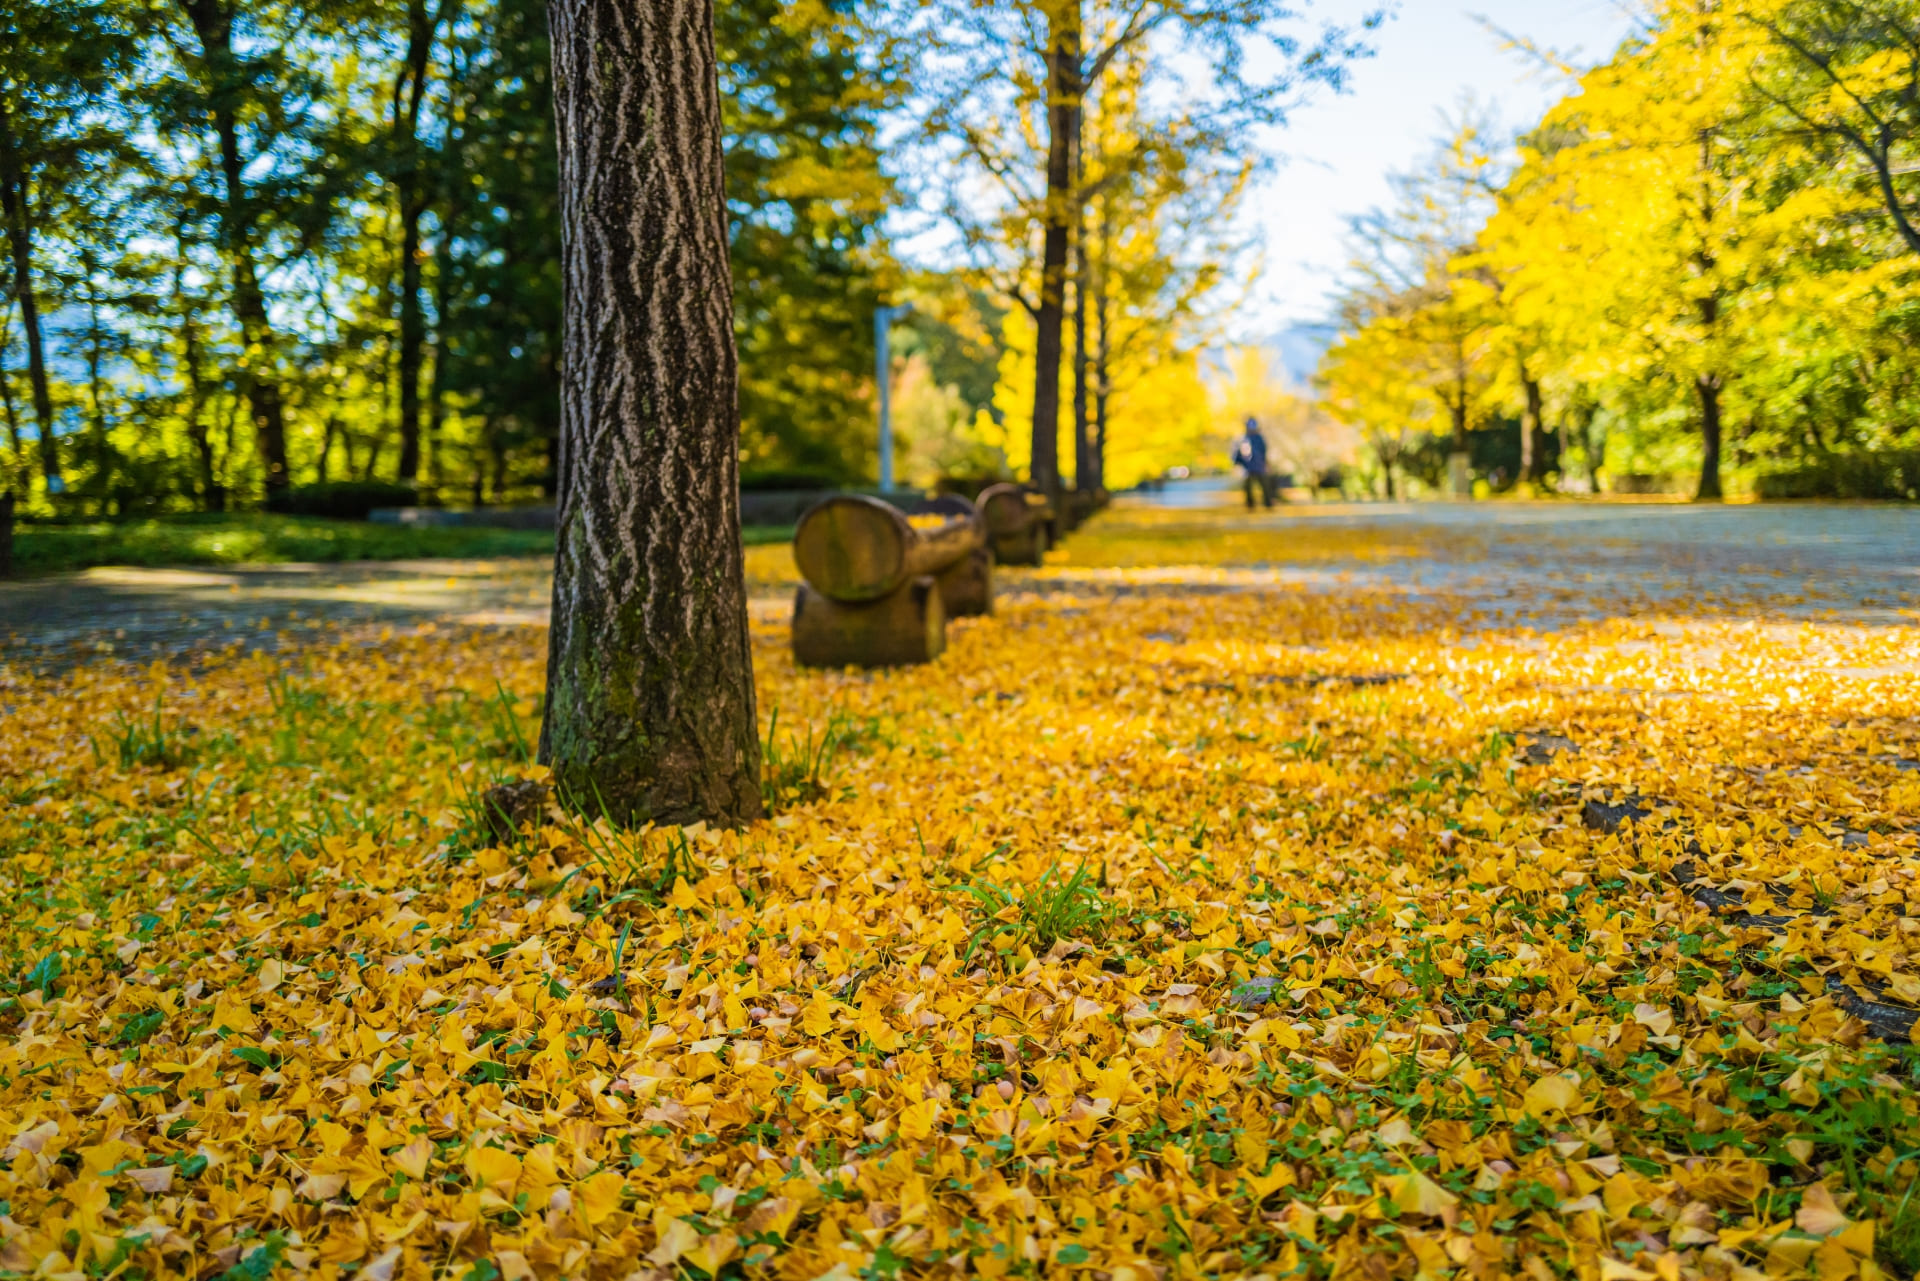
[935, 544, 993, 617]
[792, 576, 946, 668]
[990, 526, 1045, 567]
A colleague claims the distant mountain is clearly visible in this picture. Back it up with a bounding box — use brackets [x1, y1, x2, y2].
[1269, 323, 1335, 391]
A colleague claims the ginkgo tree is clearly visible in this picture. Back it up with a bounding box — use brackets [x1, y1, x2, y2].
[917, 0, 1381, 499]
[1321, 0, 1919, 501]
[1324, 112, 1503, 497]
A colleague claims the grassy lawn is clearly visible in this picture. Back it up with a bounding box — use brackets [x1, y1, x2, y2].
[8, 513, 796, 574]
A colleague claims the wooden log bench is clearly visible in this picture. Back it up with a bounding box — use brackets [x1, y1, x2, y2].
[1058, 486, 1108, 533]
[977, 483, 1053, 567]
[893, 493, 993, 618]
[791, 494, 987, 668]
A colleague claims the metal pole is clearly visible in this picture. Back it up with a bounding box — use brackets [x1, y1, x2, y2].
[875, 306, 893, 492]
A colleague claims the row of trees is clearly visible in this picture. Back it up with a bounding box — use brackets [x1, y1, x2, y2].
[1319, 0, 1920, 502]
[1, 0, 1383, 515]
[0, 0, 896, 512]
[920, 0, 1378, 496]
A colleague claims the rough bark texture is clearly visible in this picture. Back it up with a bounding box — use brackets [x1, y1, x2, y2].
[540, 0, 762, 827]
[1028, 6, 1079, 501]
[0, 114, 57, 484]
[180, 0, 292, 493]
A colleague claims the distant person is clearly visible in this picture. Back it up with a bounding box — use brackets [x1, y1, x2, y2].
[1232, 418, 1275, 509]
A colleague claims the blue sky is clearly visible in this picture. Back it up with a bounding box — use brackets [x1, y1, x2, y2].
[1247, 0, 1639, 337]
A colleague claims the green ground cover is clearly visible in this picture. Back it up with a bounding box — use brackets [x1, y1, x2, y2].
[7, 515, 795, 574]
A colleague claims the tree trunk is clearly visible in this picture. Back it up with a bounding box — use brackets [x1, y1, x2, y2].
[540, 0, 762, 827]
[0, 112, 57, 486]
[1692, 127, 1723, 504]
[1068, 96, 1089, 495]
[175, 258, 224, 511]
[82, 259, 112, 507]
[1580, 402, 1602, 493]
[1028, 3, 1079, 501]
[1375, 442, 1396, 500]
[1557, 409, 1572, 490]
[424, 189, 454, 494]
[423, 0, 466, 498]
[1, 305, 23, 471]
[392, 0, 439, 483]
[1091, 195, 1110, 494]
[1695, 372, 1723, 501]
[1520, 366, 1543, 486]
[470, 429, 485, 507]
[180, 0, 292, 494]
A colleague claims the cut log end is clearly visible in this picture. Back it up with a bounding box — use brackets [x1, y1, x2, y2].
[793, 496, 913, 603]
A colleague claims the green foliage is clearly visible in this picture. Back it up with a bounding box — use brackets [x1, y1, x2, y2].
[12, 513, 550, 574]
[1753, 451, 1920, 501]
[96, 694, 193, 770]
[739, 468, 843, 492]
[761, 709, 850, 810]
[721, 0, 900, 484]
[960, 861, 1107, 961]
[0, 0, 903, 514]
[22, 953, 62, 998]
[266, 481, 419, 520]
[432, 0, 563, 503]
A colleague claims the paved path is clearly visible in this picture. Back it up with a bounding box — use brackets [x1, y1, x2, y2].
[4, 502, 1916, 667]
[1103, 495, 1920, 624]
[0, 559, 556, 665]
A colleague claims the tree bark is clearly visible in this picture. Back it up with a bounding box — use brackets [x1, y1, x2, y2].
[317, 414, 334, 484]
[1028, 3, 1079, 501]
[1520, 365, 1543, 486]
[1068, 96, 1090, 495]
[0, 111, 57, 486]
[392, 0, 440, 483]
[81, 256, 112, 506]
[179, 0, 292, 494]
[1091, 194, 1110, 494]
[540, 0, 762, 826]
[0, 305, 22, 469]
[175, 261, 224, 511]
[1692, 126, 1723, 503]
[1695, 371, 1723, 502]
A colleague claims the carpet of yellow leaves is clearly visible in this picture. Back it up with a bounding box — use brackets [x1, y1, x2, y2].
[4, 505, 1920, 1281]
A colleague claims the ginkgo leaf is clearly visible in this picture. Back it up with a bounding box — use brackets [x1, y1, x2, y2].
[1796, 1183, 1850, 1237]
[1522, 1073, 1583, 1119]
[1386, 1170, 1459, 1218]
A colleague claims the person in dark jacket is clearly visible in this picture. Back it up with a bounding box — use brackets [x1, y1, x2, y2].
[1232, 418, 1275, 509]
